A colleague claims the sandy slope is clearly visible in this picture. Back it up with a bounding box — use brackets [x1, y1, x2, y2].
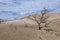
[0, 14, 60, 40]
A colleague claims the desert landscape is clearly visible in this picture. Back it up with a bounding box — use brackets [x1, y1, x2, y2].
[0, 0, 60, 40]
[0, 13, 60, 40]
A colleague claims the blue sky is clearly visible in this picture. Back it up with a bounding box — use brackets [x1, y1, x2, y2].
[0, 0, 60, 21]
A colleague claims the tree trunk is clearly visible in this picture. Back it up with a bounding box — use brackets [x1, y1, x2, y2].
[38, 24, 42, 30]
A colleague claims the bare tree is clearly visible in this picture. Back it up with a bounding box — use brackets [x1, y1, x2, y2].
[28, 8, 50, 30]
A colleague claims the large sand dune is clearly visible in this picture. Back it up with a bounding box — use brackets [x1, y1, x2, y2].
[0, 14, 60, 40]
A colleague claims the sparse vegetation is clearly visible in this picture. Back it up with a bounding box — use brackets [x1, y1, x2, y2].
[44, 28, 54, 32]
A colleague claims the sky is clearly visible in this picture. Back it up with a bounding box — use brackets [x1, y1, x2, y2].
[0, 0, 60, 21]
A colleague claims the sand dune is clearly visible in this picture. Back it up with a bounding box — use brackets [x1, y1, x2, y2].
[0, 14, 60, 40]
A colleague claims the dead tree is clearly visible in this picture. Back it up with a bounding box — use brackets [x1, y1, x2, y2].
[28, 8, 50, 30]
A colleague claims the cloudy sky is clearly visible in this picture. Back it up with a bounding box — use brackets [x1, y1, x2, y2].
[0, 0, 60, 21]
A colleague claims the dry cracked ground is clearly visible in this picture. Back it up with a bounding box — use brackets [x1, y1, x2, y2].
[0, 14, 60, 40]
